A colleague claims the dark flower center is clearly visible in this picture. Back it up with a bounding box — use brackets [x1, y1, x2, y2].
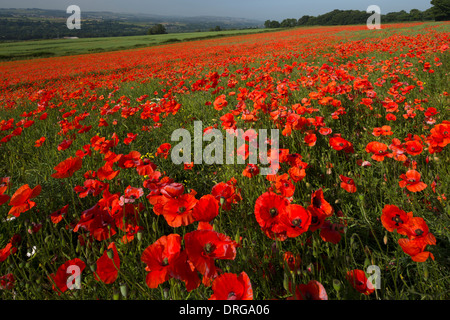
[179, 206, 186, 213]
[313, 197, 322, 208]
[228, 292, 237, 300]
[162, 257, 169, 266]
[415, 229, 424, 237]
[303, 291, 312, 300]
[204, 242, 215, 254]
[392, 214, 404, 225]
[311, 216, 318, 224]
[292, 218, 302, 228]
[269, 208, 278, 217]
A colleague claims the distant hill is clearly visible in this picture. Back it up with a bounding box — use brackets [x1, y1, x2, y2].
[0, 8, 264, 41]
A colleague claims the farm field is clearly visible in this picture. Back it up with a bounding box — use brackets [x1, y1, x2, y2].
[0, 21, 449, 301]
[0, 28, 272, 61]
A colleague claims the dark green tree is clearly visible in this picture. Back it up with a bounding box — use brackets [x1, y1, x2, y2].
[148, 24, 167, 35]
[430, 0, 450, 21]
[269, 20, 281, 28]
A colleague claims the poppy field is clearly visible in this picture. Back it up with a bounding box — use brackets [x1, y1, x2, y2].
[0, 22, 449, 301]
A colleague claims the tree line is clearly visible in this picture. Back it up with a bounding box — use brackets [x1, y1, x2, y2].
[264, 1, 449, 29]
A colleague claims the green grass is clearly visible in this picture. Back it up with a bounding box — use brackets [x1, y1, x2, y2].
[0, 29, 272, 61]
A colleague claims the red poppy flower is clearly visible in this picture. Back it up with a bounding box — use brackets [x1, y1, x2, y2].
[242, 164, 260, 178]
[73, 179, 108, 198]
[94, 242, 120, 284]
[119, 186, 144, 206]
[161, 193, 198, 227]
[0, 177, 10, 206]
[8, 184, 41, 217]
[34, 136, 46, 147]
[49, 258, 86, 294]
[402, 216, 436, 246]
[211, 180, 241, 211]
[0, 273, 14, 290]
[213, 94, 228, 111]
[329, 135, 354, 153]
[288, 165, 307, 182]
[389, 138, 407, 162]
[0, 236, 20, 263]
[399, 170, 427, 192]
[310, 189, 333, 217]
[118, 151, 141, 168]
[51, 156, 82, 179]
[183, 162, 194, 170]
[339, 175, 357, 193]
[304, 132, 317, 147]
[98, 118, 109, 127]
[254, 192, 289, 233]
[136, 158, 157, 176]
[404, 140, 423, 156]
[73, 204, 116, 241]
[97, 161, 120, 181]
[209, 272, 253, 300]
[381, 205, 412, 235]
[319, 127, 332, 135]
[156, 143, 171, 159]
[346, 269, 375, 295]
[50, 204, 69, 224]
[220, 113, 236, 130]
[141, 234, 182, 289]
[169, 250, 201, 292]
[274, 173, 295, 198]
[398, 237, 435, 262]
[57, 139, 73, 151]
[319, 220, 345, 244]
[123, 133, 138, 145]
[160, 182, 185, 198]
[288, 280, 328, 300]
[307, 205, 328, 232]
[365, 141, 393, 162]
[278, 204, 311, 238]
[283, 251, 302, 273]
[192, 194, 219, 223]
[184, 229, 238, 281]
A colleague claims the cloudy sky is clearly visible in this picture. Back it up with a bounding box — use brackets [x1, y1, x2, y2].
[0, 0, 433, 21]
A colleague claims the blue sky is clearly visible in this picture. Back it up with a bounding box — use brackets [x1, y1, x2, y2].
[0, 0, 433, 21]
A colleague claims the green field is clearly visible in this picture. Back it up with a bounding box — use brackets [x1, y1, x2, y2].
[0, 28, 271, 61]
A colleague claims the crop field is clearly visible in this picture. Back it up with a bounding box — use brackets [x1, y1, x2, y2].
[0, 28, 272, 61]
[0, 22, 449, 301]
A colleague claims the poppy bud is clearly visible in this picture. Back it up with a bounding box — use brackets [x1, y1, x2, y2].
[90, 263, 97, 272]
[283, 273, 290, 293]
[120, 283, 128, 298]
[423, 266, 429, 280]
[107, 248, 114, 260]
[333, 279, 341, 292]
[137, 230, 143, 241]
[113, 287, 120, 300]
